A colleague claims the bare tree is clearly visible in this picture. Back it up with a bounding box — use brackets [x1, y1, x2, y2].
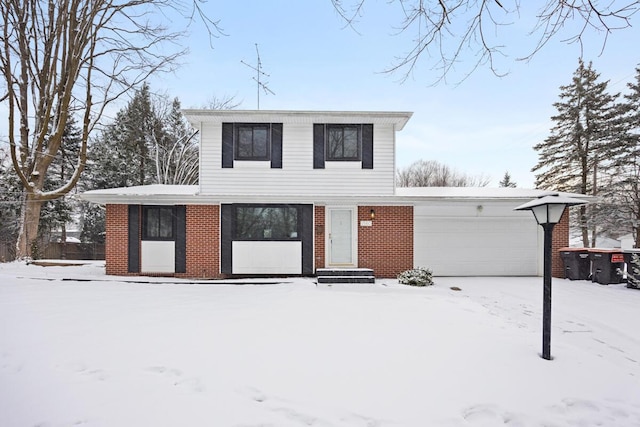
[331, 1, 639, 82]
[396, 159, 490, 187]
[152, 96, 200, 185]
[0, 0, 222, 258]
[202, 94, 242, 110]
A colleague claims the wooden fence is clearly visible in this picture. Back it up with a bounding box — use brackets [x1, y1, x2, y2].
[0, 241, 105, 262]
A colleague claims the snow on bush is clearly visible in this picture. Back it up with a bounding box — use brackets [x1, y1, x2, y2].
[398, 267, 434, 287]
[629, 253, 640, 289]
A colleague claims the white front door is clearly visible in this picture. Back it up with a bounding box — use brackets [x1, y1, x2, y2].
[328, 208, 356, 266]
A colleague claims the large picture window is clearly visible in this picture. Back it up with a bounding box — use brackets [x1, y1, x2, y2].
[326, 125, 360, 161]
[235, 205, 299, 240]
[235, 124, 270, 160]
[142, 206, 174, 240]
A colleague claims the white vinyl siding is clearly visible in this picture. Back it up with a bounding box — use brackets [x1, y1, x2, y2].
[199, 123, 395, 196]
[140, 241, 175, 273]
[232, 241, 302, 274]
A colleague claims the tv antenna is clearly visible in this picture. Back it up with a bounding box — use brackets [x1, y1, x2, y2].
[241, 43, 275, 109]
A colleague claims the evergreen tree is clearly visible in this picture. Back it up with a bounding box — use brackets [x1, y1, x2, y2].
[79, 203, 105, 244]
[0, 148, 21, 246]
[532, 59, 622, 247]
[607, 65, 640, 247]
[38, 118, 83, 243]
[80, 85, 199, 241]
[499, 171, 517, 188]
[85, 83, 161, 190]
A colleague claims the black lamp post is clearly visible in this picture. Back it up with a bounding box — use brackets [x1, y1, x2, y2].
[515, 194, 587, 360]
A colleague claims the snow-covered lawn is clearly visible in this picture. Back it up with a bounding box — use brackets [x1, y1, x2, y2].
[1, 261, 640, 427]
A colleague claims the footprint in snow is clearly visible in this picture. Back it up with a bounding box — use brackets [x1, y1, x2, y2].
[461, 404, 527, 426]
[146, 366, 205, 393]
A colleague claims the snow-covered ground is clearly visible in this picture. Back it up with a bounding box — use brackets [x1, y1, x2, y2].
[1, 261, 640, 427]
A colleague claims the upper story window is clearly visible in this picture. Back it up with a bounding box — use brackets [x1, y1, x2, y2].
[313, 123, 373, 169]
[236, 124, 270, 160]
[222, 123, 283, 168]
[326, 125, 360, 161]
[142, 206, 174, 240]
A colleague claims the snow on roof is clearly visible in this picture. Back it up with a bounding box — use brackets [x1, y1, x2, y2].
[395, 187, 589, 200]
[80, 185, 199, 205]
[83, 184, 198, 196]
[80, 185, 590, 205]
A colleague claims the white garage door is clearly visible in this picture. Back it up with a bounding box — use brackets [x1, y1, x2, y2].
[414, 215, 540, 276]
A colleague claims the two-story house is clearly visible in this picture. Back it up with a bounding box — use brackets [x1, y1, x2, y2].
[81, 110, 572, 280]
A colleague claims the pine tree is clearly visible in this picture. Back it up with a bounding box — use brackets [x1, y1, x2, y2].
[85, 83, 161, 190]
[499, 171, 517, 188]
[80, 85, 199, 241]
[0, 149, 21, 246]
[532, 59, 622, 247]
[607, 65, 640, 247]
[38, 118, 83, 243]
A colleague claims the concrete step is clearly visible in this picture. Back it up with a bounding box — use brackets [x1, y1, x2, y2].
[316, 268, 374, 277]
[317, 275, 375, 284]
[316, 268, 375, 284]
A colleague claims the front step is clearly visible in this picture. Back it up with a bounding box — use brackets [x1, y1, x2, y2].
[316, 268, 375, 284]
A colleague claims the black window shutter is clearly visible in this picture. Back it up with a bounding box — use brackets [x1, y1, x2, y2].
[271, 123, 283, 168]
[220, 204, 233, 274]
[128, 205, 140, 273]
[313, 124, 325, 169]
[222, 123, 234, 168]
[362, 124, 374, 169]
[175, 206, 187, 273]
[300, 204, 314, 275]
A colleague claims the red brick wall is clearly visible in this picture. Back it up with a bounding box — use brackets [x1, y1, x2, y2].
[180, 205, 221, 279]
[105, 204, 222, 278]
[552, 209, 570, 278]
[314, 206, 325, 270]
[105, 204, 130, 276]
[357, 206, 413, 278]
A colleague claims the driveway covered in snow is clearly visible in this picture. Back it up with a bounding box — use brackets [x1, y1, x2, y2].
[1, 262, 640, 426]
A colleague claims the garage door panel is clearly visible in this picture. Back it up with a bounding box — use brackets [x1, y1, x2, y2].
[414, 217, 539, 276]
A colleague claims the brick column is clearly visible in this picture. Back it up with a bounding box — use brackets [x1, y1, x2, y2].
[182, 205, 221, 279]
[357, 205, 413, 278]
[552, 210, 570, 278]
[314, 205, 325, 271]
[105, 204, 129, 276]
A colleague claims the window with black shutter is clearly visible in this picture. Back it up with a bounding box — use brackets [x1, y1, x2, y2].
[222, 123, 283, 167]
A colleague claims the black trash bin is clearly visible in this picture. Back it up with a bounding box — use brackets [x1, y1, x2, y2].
[559, 247, 591, 280]
[623, 249, 640, 289]
[589, 249, 625, 285]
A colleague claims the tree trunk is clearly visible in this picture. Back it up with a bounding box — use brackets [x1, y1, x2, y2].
[580, 205, 589, 247]
[16, 193, 44, 259]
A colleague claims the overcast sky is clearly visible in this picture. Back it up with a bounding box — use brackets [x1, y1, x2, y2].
[3, 1, 639, 188]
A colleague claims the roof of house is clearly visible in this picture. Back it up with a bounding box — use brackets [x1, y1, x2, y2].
[181, 109, 414, 131]
[80, 184, 590, 205]
[395, 187, 589, 200]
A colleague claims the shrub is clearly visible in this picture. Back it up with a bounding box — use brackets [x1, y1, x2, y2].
[629, 253, 640, 289]
[398, 267, 434, 287]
